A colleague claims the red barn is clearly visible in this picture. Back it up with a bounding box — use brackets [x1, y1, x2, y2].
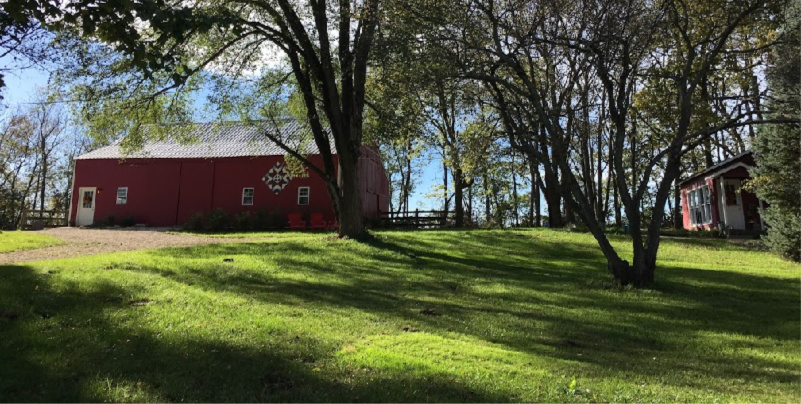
[68, 121, 390, 227]
[678, 151, 766, 232]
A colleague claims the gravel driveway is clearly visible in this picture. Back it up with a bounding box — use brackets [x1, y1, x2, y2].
[0, 227, 256, 264]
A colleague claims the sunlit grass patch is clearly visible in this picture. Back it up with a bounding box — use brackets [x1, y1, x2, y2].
[0, 231, 63, 253]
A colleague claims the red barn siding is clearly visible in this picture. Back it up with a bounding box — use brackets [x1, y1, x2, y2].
[359, 146, 390, 219]
[176, 161, 215, 224]
[71, 156, 338, 227]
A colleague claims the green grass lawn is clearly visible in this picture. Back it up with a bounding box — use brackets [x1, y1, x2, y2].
[0, 229, 798, 402]
[0, 230, 63, 253]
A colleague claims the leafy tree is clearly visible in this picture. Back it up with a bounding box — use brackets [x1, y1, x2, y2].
[19, 0, 383, 238]
[751, 0, 800, 261]
[363, 67, 427, 215]
[0, 2, 52, 99]
[415, 0, 796, 286]
[0, 90, 75, 229]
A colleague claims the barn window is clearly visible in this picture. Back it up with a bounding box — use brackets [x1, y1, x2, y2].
[688, 185, 711, 226]
[242, 188, 254, 206]
[298, 187, 309, 205]
[116, 187, 128, 205]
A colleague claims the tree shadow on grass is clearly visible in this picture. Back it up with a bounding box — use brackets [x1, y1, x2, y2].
[6, 230, 797, 401]
[0, 263, 516, 402]
[143, 236, 800, 343]
[129, 236, 801, 388]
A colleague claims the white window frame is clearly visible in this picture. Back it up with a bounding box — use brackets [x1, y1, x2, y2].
[298, 187, 310, 205]
[688, 185, 712, 226]
[242, 187, 254, 206]
[116, 187, 128, 205]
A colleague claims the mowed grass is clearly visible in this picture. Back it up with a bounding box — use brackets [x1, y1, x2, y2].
[0, 230, 63, 253]
[0, 229, 798, 402]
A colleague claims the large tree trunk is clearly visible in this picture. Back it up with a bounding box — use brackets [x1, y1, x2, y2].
[528, 160, 536, 226]
[673, 177, 682, 229]
[483, 174, 491, 223]
[542, 165, 563, 227]
[452, 166, 467, 227]
[534, 168, 542, 227]
[337, 147, 364, 238]
[511, 154, 519, 227]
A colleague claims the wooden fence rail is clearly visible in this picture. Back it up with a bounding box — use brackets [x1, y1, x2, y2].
[378, 209, 449, 228]
[20, 209, 68, 230]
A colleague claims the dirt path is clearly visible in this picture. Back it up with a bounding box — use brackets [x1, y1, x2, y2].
[0, 227, 258, 264]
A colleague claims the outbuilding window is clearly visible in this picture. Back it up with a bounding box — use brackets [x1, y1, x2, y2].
[116, 187, 128, 205]
[298, 187, 309, 205]
[242, 188, 254, 206]
[689, 185, 711, 226]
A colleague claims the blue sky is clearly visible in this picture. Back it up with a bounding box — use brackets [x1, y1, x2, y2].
[1, 58, 52, 106]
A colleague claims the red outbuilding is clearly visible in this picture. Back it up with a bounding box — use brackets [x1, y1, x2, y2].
[68, 121, 390, 228]
[678, 151, 766, 232]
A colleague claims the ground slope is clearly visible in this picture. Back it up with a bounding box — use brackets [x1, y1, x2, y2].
[0, 229, 798, 402]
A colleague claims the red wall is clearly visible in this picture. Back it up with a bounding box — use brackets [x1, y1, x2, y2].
[70, 151, 391, 227]
[359, 145, 391, 219]
[70, 156, 337, 227]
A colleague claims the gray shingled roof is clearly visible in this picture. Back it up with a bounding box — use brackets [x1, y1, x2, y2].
[76, 120, 331, 160]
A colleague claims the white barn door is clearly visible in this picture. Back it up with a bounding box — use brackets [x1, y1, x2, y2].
[76, 187, 96, 226]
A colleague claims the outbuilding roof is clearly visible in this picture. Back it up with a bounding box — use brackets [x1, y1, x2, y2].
[76, 120, 329, 160]
[677, 150, 753, 187]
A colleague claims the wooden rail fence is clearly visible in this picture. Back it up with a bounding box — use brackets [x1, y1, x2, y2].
[19, 209, 68, 230]
[378, 209, 449, 228]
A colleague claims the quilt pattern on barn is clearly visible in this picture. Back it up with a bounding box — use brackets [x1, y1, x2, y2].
[262, 161, 293, 194]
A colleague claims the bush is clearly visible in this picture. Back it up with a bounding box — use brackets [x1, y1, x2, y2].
[659, 229, 723, 239]
[120, 216, 136, 227]
[234, 211, 252, 231]
[252, 209, 268, 231]
[184, 212, 205, 232]
[207, 208, 229, 232]
[761, 206, 801, 261]
[268, 209, 286, 229]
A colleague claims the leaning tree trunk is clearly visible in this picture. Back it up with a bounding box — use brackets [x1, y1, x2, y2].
[673, 177, 682, 229]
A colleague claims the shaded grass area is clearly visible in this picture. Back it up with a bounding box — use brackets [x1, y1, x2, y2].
[0, 230, 63, 252]
[0, 229, 798, 402]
